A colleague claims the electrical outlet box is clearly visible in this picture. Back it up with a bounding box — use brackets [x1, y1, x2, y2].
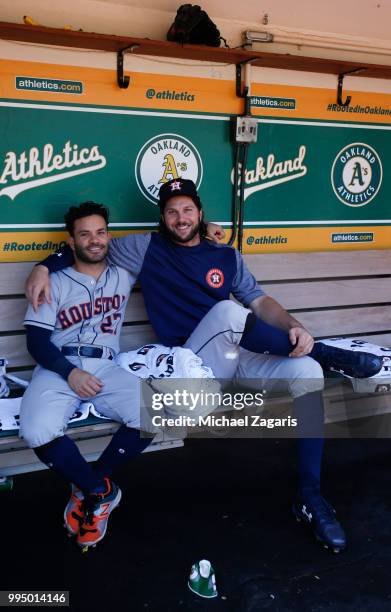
[231, 116, 258, 143]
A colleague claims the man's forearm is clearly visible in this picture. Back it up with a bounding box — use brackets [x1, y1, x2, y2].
[26, 325, 75, 379]
[250, 296, 305, 332]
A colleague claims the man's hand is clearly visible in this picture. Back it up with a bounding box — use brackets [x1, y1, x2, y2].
[68, 368, 103, 398]
[206, 222, 226, 243]
[289, 327, 314, 357]
[25, 265, 51, 312]
[249, 296, 314, 358]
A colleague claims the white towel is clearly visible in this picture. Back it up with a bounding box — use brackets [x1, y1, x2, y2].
[69, 401, 91, 423]
[0, 397, 21, 430]
[116, 344, 214, 379]
[0, 398, 91, 431]
[117, 344, 220, 423]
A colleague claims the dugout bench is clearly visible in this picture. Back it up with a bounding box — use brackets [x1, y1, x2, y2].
[1, 249, 391, 488]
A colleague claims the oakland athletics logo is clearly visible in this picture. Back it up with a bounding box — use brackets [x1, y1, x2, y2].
[331, 143, 382, 207]
[206, 268, 225, 289]
[135, 133, 203, 205]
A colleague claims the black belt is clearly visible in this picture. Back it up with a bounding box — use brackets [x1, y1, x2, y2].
[61, 345, 114, 360]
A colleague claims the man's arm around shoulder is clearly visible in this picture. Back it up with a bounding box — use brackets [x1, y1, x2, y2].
[25, 265, 52, 312]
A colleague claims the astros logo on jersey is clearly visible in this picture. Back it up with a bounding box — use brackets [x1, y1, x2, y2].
[206, 268, 225, 289]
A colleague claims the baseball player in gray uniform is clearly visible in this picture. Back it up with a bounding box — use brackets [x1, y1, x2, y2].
[20, 202, 151, 551]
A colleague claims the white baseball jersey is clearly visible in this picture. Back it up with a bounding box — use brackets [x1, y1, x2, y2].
[24, 265, 133, 355]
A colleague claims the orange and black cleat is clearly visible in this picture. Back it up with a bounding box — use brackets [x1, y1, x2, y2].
[64, 484, 85, 536]
[76, 478, 122, 552]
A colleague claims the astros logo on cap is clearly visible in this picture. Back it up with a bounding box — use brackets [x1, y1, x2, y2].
[170, 180, 182, 191]
[206, 268, 224, 289]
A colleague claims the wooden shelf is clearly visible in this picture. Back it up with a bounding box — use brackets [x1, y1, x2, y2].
[1, 20, 391, 79]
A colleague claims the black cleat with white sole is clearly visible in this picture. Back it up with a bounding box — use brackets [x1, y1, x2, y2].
[292, 495, 347, 553]
[311, 342, 383, 379]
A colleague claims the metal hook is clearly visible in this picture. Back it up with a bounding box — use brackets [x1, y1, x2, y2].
[337, 68, 366, 107]
[117, 45, 139, 89]
[337, 74, 351, 107]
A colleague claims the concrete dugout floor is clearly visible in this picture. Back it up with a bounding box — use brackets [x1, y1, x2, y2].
[1, 437, 391, 611]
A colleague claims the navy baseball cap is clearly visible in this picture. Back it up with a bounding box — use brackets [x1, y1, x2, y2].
[158, 178, 201, 211]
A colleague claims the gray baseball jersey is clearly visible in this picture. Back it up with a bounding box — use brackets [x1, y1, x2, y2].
[20, 264, 143, 448]
[24, 264, 133, 355]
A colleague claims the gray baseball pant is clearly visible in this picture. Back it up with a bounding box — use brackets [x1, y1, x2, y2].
[184, 300, 324, 397]
[19, 356, 141, 448]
